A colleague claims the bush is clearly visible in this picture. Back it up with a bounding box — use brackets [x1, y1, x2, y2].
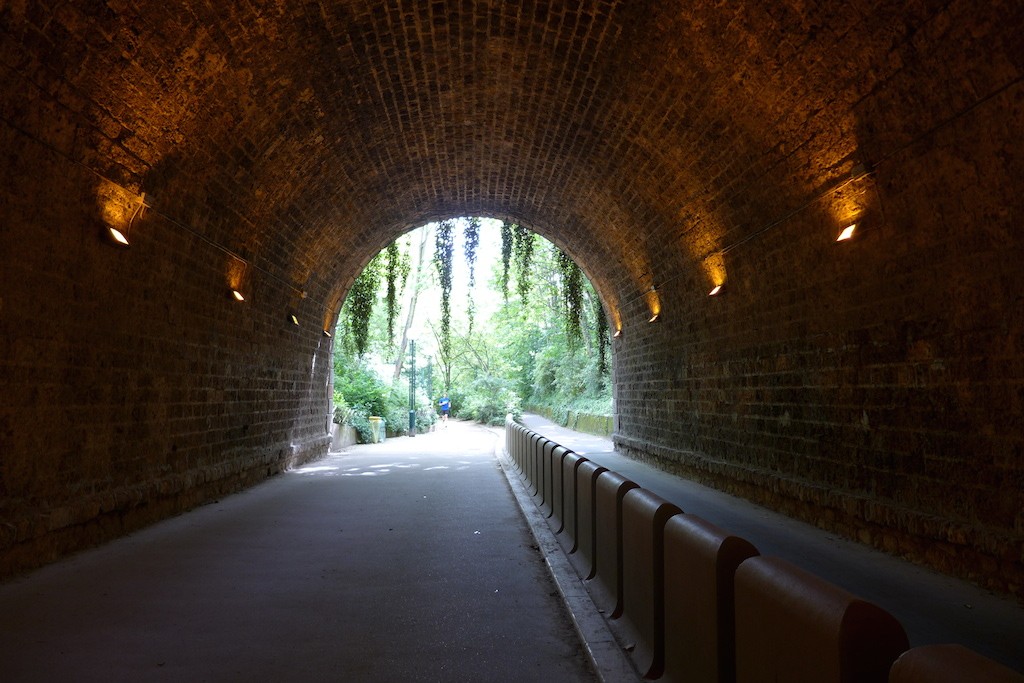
[332, 392, 355, 425]
[415, 387, 438, 430]
[462, 374, 522, 425]
[335, 361, 404, 440]
[383, 393, 410, 437]
[348, 405, 374, 443]
[335, 363, 390, 417]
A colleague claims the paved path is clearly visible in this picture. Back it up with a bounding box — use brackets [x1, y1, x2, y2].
[519, 413, 1024, 674]
[0, 421, 595, 683]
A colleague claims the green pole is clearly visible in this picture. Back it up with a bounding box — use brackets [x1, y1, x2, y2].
[408, 339, 417, 436]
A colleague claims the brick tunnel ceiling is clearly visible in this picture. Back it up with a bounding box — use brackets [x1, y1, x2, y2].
[23, 1, 972, 307]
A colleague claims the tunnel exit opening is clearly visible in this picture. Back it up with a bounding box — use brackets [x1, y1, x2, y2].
[328, 217, 614, 446]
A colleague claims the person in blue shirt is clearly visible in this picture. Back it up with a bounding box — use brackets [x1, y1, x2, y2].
[438, 396, 451, 425]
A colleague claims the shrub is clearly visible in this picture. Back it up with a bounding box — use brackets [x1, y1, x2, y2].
[463, 374, 521, 425]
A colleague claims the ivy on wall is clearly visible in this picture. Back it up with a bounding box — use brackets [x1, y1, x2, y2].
[500, 221, 514, 301]
[434, 219, 455, 368]
[513, 224, 536, 305]
[347, 253, 382, 356]
[345, 218, 609, 388]
[464, 217, 480, 333]
[384, 240, 409, 348]
[594, 295, 609, 375]
[557, 248, 584, 349]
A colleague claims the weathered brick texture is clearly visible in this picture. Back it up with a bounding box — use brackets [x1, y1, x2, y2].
[1, 1, 1022, 597]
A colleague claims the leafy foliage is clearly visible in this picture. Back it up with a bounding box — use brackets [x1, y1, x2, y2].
[383, 240, 408, 348]
[346, 253, 383, 356]
[557, 248, 584, 349]
[513, 224, 536, 305]
[335, 218, 611, 434]
[464, 218, 480, 333]
[463, 374, 522, 424]
[434, 219, 455, 386]
[333, 347, 435, 441]
[594, 294, 609, 376]
[500, 221, 514, 301]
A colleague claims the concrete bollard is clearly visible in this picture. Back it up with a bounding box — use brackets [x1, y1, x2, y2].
[889, 644, 1024, 683]
[509, 422, 523, 470]
[586, 470, 639, 617]
[544, 445, 571, 525]
[536, 439, 558, 511]
[661, 514, 759, 683]
[515, 424, 527, 472]
[527, 432, 545, 495]
[556, 453, 587, 550]
[615, 488, 683, 679]
[734, 556, 908, 683]
[569, 459, 608, 580]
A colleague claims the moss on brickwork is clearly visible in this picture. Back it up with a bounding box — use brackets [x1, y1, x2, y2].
[1, 0, 1023, 598]
[528, 406, 613, 437]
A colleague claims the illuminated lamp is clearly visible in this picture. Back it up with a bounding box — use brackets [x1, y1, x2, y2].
[613, 329, 622, 338]
[108, 226, 130, 245]
[290, 314, 300, 326]
[106, 194, 146, 247]
[322, 329, 332, 338]
[231, 289, 245, 302]
[648, 313, 660, 323]
[836, 223, 857, 242]
[708, 284, 723, 296]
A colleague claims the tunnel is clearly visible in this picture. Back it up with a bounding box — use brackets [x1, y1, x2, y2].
[1, 0, 1023, 605]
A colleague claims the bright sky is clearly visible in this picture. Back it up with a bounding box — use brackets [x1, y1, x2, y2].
[404, 218, 507, 360]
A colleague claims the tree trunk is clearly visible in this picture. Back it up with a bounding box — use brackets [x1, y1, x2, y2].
[393, 226, 432, 381]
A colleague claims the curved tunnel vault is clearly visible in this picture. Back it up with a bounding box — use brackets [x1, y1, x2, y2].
[1, 1, 1023, 596]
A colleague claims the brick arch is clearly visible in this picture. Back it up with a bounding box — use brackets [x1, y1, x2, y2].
[2, 0, 1023, 597]
[320, 210, 629, 340]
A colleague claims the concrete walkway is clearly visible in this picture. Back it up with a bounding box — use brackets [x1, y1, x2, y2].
[518, 413, 1024, 674]
[0, 422, 595, 683]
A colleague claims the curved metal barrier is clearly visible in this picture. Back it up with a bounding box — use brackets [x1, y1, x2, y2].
[503, 416, 1022, 683]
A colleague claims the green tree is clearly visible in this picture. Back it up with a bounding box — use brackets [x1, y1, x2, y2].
[334, 218, 612, 432]
[345, 253, 383, 356]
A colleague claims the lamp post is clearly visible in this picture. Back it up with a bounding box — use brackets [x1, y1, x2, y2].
[408, 339, 417, 437]
[426, 355, 433, 410]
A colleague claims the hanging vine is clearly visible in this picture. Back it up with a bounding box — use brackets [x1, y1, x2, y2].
[434, 219, 455, 366]
[514, 224, 536, 305]
[383, 240, 408, 348]
[594, 295, 609, 375]
[346, 253, 383, 356]
[500, 220, 514, 301]
[557, 247, 584, 349]
[464, 217, 480, 333]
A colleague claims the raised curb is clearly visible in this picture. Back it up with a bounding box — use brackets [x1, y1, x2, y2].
[494, 438, 639, 683]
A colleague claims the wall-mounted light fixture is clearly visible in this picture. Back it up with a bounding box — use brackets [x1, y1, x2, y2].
[613, 329, 622, 338]
[836, 223, 857, 242]
[322, 288, 345, 340]
[227, 256, 251, 303]
[645, 285, 661, 323]
[106, 193, 146, 247]
[108, 226, 130, 245]
[708, 284, 723, 296]
[290, 314, 300, 326]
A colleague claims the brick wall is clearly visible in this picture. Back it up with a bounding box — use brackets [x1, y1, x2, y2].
[0, 112, 331, 578]
[1, 0, 1022, 596]
[610, 0, 1024, 596]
